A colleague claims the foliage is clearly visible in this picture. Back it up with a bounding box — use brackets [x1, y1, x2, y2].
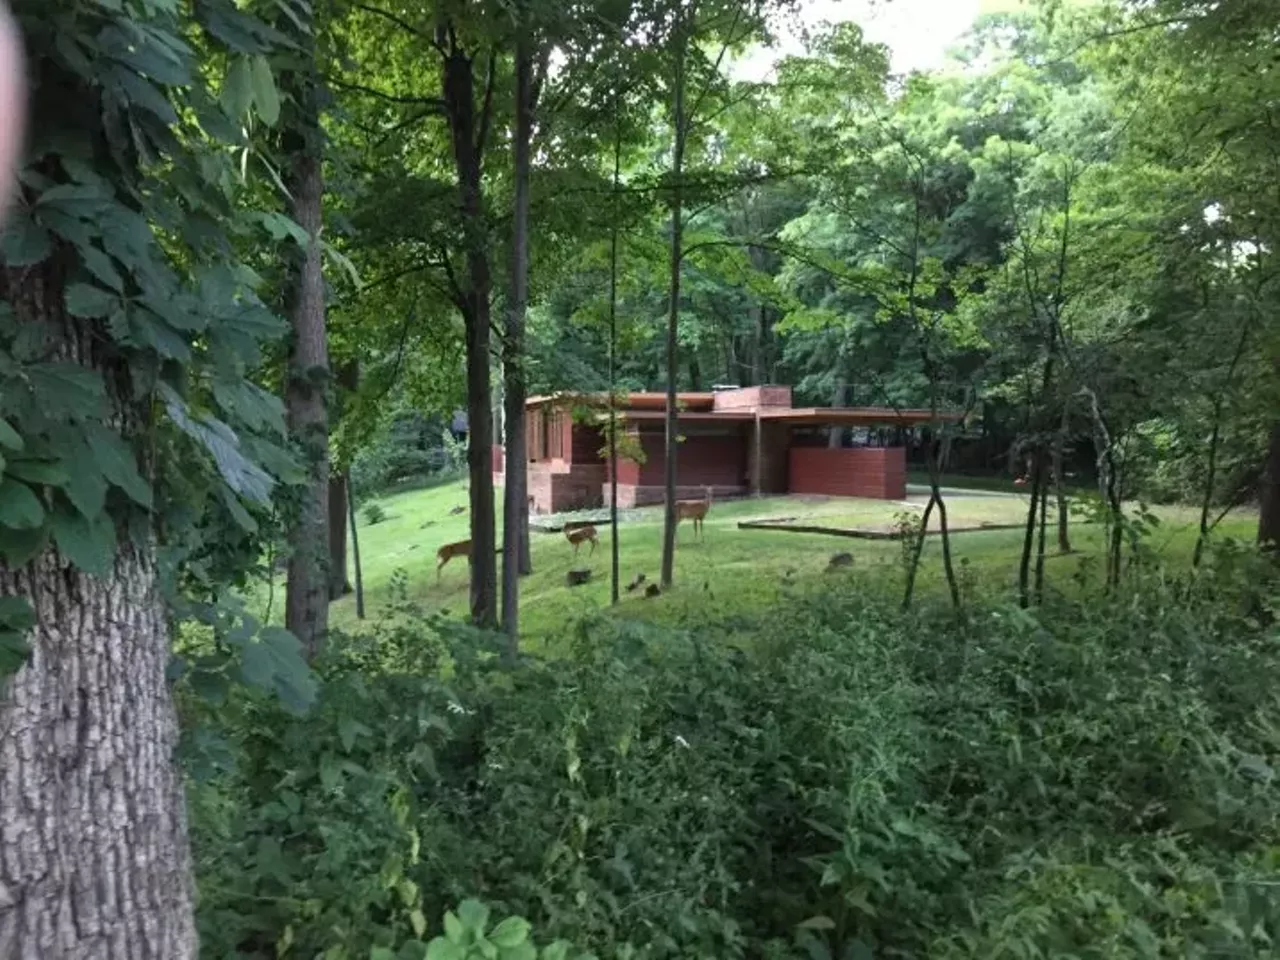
[193, 554, 1280, 958]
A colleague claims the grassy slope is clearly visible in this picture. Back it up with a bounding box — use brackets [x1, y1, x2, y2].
[305, 480, 1255, 649]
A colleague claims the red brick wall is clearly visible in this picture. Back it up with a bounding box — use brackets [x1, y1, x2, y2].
[711, 385, 793, 412]
[789, 446, 907, 500]
[492, 443, 504, 474]
[571, 423, 603, 464]
[626, 427, 747, 487]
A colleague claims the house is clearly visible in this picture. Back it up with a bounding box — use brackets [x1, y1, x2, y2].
[493, 385, 962, 515]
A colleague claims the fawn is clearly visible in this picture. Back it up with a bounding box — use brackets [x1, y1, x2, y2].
[674, 486, 713, 541]
[436, 539, 471, 580]
[564, 524, 599, 556]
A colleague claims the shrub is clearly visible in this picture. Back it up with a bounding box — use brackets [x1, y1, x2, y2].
[363, 501, 388, 525]
[192, 570, 1280, 959]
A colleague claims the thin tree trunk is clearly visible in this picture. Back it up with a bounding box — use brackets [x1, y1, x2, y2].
[501, 23, 534, 650]
[902, 495, 936, 611]
[328, 361, 358, 600]
[925, 441, 961, 609]
[660, 7, 687, 590]
[1034, 467, 1049, 604]
[283, 106, 331, 660]
[1018, 451, 1044, 608]
[609, 96, 622, 606]
[443, 39, 498, 627]
[327, 470, 351, 600]
[348, 480, 365, 620]
[1052, 421, 1070, 555]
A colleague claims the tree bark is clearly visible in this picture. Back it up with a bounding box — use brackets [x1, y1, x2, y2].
[0, 545, 196, 959]
[348, 481, 365, 620]
[502, 21, 534, 650]
[282, 79, 330, 660]
[660, 6, 688, 590]
[1258, 420, 1280, 548]
[327, 470, 351, 600]
[443, 37, 498, 627]
[827, 384, 845, 447]
[609, 96, 623, 607]
[1052, 421, 1071, 555]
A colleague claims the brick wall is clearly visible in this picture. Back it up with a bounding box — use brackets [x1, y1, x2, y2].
[711, 385, 793, 412]
[623, 426, 748, 487]
[492, 443, 504, 474]
[788, 446, 907, 500]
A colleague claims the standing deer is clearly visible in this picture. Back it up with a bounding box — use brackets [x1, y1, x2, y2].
[565, 523, 599, 556]
[436, 539, 471, 580]
[675, 486, 713, 541]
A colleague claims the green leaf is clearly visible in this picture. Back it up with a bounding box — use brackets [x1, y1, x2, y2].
[25, 365, 106, 422]
[499, 943, 536, 960]
[250, 56, 280, 126]
[65, 283, 118, 318]
[457, 900, 490, 936]
[540, 943, 570, 960]
[0, 418, 22, 451]
[0, 524, 49, 567]
[0, 217, 52, 266]
[84, 423, 151, 507]
[371, 949, 397, 960]
[426, 940, 465, 960]
[410, 909, 428, 938]
[62, 455, 107, 519]
[443, 912, 464, 943]
[489, 917, 530, 949]
[81, 246, 124, 292]
[6, 459, 70, 487]
[240, 626, 316, 714]
[797, 916, 836, 931]
[50, 502, 115, 576]
[0, 595, 36, 630]
[0, 479, 45, 530]
[221, 57, 254, 118]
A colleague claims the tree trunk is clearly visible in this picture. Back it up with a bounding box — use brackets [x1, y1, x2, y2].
[828, 384, 845, 448]
[327, 470, 351, 600]
[0, 545, 196, 959]
[1018, 451, 1044, 609]
[1052, 427, 1070, 555]
[443, 40, 497, 627]
[660, 7, 688, 590]
[609, 97, 623, 607]
[1258, 420, 1280, 548]
[901, 495, 935, 611]
[282, 86, 330, 660]
[348, 481, 365, 620]
[502, 22, 534, 650]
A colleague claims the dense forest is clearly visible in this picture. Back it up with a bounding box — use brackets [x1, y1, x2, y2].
[1, 0, 1279, 957]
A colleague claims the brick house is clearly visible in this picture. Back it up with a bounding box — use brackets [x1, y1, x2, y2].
[494, 385, 961, 515]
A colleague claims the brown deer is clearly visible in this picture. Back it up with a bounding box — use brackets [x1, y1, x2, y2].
[564, 524, 599, 556]
[436, 539, 471, 580]
[674, 486, 713, 541]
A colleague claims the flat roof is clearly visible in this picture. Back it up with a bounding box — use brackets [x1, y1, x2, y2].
[759, 407, 964, 426]
[593, 410, 755, 423]
[528, 392, 716, 412]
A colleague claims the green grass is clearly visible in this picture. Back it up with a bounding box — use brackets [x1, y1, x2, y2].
[285, 480, 1257, 649]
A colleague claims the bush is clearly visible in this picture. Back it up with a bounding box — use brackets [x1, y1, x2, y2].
[191, 568, 1280, 959]
[363, 501, 387, 526]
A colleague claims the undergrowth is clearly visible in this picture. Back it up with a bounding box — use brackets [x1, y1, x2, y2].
[187, 545, 1280, 959]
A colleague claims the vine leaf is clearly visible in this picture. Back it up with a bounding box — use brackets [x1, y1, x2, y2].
[0, 595, 35, 678]
[50, 501, 116, 577]
[84, 422, 152, 507]
[0, 418, 22, 450]
[65, 282, 119, 319]
[250, 56, 280, 126]
[0, 478, 45, 530]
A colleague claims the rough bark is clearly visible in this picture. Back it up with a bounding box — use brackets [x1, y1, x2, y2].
[0, 545, 195, 960]
[660, 9, 687, 590]
[1258, 419, 1280, 548]
[502, 23, 533, 649]
[283, 117, 330, 659]
[443, 38, 497, 627]
[0, 261, 195, 957]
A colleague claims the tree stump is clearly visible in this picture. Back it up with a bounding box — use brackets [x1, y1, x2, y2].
[566, 569, 591, 587]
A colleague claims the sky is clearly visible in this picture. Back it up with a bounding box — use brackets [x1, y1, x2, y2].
[734, 0, 1003, 81]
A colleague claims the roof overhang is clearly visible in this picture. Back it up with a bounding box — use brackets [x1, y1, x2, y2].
[594, 410, 754, 423]
[758, 407, 964, 426]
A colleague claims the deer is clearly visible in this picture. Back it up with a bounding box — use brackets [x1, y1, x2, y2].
[674, 486, 713, 541]
[436, 539, 471, 580]
[564, 524, 599, 556]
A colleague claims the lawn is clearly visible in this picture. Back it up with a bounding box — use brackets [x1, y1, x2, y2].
[278, 479, 1257, 649]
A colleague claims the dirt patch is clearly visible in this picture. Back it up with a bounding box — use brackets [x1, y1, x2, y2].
[737, 518, 1032, 540]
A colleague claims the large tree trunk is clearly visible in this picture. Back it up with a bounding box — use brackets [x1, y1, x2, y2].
[443, 39, 497, 627]
[1258, 419, 1280, 548]
[659, 7, 688, 590]
[0, 544, 195, 959]
[502, 22, 534, 649]
[827, 384, 845, 447]
[282, 79, 330, 659]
